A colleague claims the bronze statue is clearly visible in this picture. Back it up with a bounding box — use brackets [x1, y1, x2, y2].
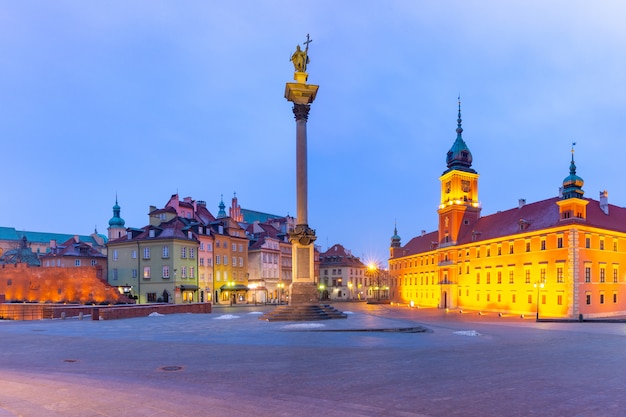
[291, 45, 309, 72]
[291, 34, 312, 72]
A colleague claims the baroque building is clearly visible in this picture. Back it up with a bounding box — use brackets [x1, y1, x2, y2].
[389, 102, 626, 319]
[319, 244, 366, 301]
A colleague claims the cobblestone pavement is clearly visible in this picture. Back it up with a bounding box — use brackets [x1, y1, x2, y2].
[0, 302, 625, 416]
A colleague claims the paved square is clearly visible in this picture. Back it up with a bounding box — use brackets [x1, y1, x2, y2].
[0, 303, 624, 416]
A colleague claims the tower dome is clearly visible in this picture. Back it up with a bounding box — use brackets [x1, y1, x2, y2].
[562, 144, 584, 199]
[108, 199, 125, 227]
[444, 98, 476, 174]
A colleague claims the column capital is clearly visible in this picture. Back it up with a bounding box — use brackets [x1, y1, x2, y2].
[293, 104, 310, 121]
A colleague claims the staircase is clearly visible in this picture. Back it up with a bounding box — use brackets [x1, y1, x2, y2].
[260, 304, 348, 322]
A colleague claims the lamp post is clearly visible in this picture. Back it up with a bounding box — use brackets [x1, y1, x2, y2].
[249, 283, 257, 305]
[367, 263, 380, 301]
[228, 281, 235, 306]
[318, 284, 325, 301]
[533, 281, 545, 321]
[348, 281, 353, 300]
[277, 282, 285, 304]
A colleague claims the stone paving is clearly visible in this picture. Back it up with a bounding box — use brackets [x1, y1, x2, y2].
[0, 302, 625, 416]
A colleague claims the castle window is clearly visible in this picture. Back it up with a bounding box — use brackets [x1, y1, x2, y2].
[557, 237, 563, 248]
[525, 241, 531, 252]
[497, 271, 502, 284]
[476, 273, 480, 284]
[525, 270, 531, 284]
[600, 240, 605, 250]
[486, 272, 491, 284]
[586, 293, 591, 305]
[541, 240, 546, 251]
[528, 294, 532, 304]
[540, 268, 546, 282]
[557, 267, 564, 283]
[509, 271, 514, 284]
[614, 292, 618, 303]
[585, 237, 591, 248]
[512, 294, 516, 303]
[557, 294, 563, 305]
[585, 267, 591, 283]
[497, 246, 502, 256]
[614, 241, 618, 251]
[614, 268, 618, 283]
[600, 293, 605, 304]
[509, 244, 514, 254]
[486, 248, 491, 257]
[600, 267, 605, 283]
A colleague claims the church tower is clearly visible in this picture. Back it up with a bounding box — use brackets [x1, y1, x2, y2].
[390, 223, 401, 258]
[556, 144, 588, 221]
[437, 99, 481, 246]
[107, 197, 126, 240]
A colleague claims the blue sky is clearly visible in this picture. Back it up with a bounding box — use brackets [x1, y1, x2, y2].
[1, 1, 625, 264]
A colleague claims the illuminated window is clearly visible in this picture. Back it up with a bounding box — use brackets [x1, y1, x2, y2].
[224, 255, 228, 265]
[143, 266, 151, 279]
[190, 267, 195, 278]
[181, 266, 187, 278]
[557, 267, 564, 283]
[147, 293, 157, 302]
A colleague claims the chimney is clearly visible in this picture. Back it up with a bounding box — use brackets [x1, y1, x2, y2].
[421, 230, 426, 236]
[600, 190, 609, 215]
[518, 199, 526, 209]
[558, 187, 563, 198]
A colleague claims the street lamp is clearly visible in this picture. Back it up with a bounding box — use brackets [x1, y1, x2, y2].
[367, 263, 380, 301]
[228, 281, 235, 306]
[249, 283, 257, 305]
[277, 282, 285, 304]
[318, 284, 325, 301]
[533, 281, 545, 321]
[348, 281, 353, 300]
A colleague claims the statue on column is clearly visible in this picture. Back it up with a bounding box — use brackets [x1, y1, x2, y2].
[290, 34, 312, 73]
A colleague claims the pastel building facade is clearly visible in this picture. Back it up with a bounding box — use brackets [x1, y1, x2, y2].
[389, 104, 626, 319]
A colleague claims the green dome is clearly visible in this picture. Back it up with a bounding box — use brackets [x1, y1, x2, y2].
[562, 152, 584, 199]
[108, 200, 126, 227]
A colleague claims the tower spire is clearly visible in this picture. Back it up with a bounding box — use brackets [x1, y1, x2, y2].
[445, 97, 475, 174]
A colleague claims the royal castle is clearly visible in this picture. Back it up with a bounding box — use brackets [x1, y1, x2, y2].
[388, 102, 626, 319]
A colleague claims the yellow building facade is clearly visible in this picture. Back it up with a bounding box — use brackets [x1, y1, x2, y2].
[389, 104, 626, 319]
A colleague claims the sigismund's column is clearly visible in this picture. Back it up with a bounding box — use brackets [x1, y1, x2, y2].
[285, 36, 319, 305]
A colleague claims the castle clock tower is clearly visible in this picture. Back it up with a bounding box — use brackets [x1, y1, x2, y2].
[437, 100, 481, 246]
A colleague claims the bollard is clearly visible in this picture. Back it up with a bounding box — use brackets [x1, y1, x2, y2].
[79, 312, 83, 320]
[61, 311, 66, 320]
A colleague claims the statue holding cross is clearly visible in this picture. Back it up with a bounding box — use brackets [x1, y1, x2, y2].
[291, 34, 312, 73]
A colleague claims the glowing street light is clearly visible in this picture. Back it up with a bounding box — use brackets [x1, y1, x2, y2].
[533, 281, 545, 321]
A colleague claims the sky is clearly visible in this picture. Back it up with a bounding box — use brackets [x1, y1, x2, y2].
[1, 1, 626, 265]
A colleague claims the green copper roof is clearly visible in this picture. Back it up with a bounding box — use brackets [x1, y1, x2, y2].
[444, 99, 476, 174]
[108, 198, 125, 227]
[562, 145, 584, 199]
[217, 195, 227, 218]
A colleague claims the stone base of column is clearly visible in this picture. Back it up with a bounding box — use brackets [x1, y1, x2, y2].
[289, 282, 320, 305]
